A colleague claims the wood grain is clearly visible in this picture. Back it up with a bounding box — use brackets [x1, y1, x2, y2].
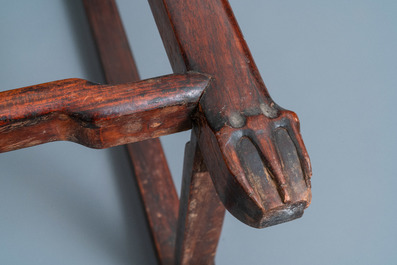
[0, 73, 209, 153]
[149, 0, 312, 228]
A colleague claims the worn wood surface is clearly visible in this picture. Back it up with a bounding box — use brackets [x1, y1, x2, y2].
[83, 1, 179, 264]
[0, 73, 209, 153]
[175, 131, 225, 265]
[149, 0, 312, 228]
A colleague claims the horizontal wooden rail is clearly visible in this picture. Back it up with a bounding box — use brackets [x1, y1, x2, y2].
[0, 73, 210, 153]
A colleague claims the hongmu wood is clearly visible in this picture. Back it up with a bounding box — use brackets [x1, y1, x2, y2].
[1, 0, 314, 264]
[0, 73, 210, 153]
[149, 0, 312, 228]
[83, 0, 180, 264]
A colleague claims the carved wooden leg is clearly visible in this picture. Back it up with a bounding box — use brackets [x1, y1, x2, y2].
[83, 1, 179, 264]
[175, 130, 225, 265]
[149, 0, 312, 228]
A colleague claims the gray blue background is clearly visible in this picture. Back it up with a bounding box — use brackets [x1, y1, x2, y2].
[0, 0, 396, 264]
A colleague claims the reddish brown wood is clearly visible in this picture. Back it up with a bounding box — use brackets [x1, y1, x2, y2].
[0, 73, 209, 153]
[175, 131, 225, 265]
[83, 1, 179, 264]
[149, 0, 312, 228]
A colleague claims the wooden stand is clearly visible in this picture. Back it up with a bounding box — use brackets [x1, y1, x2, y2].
[0, 1, 312, 264]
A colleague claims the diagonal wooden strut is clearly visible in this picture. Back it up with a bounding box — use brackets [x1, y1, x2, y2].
[175, 130, 225, 265]
[83, 1, 179, 264]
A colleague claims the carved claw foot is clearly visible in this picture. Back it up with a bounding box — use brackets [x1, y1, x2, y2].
[195, 100, 312, 228]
